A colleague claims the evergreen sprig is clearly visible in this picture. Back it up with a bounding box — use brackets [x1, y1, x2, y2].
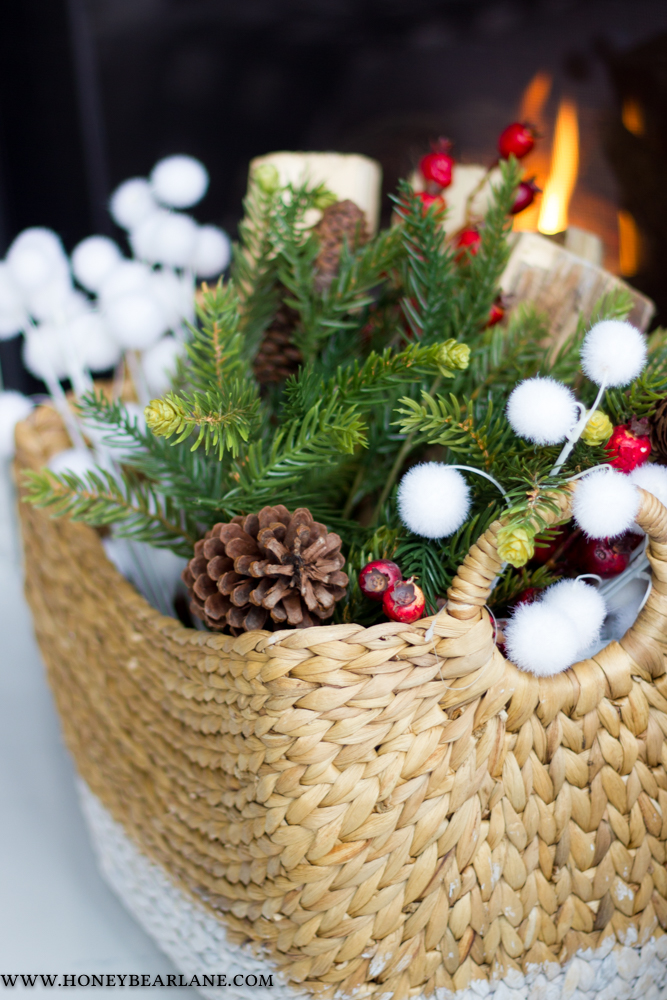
[24, 467, 195, 554]
[145, 382, 261, 459]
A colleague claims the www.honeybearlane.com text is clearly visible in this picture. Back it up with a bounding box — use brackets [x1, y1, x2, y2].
[1, 974, 273, 989]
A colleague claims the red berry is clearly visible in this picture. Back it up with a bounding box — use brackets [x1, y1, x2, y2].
[531, 525, 573, 566]
[383, 578, 426, 623]
[574, 536, 629, 578]
[498, 122, 537, 160]
[359, 559, 403, 601]
[512, 587, 541, 608]
[455, 228, 481, 261]
[417, 191, 446, 213]
[510, 179, 540, 215]
[419, 151, 454, 189]
[486, 301, 505, 327]
[605, 419, 651, 473]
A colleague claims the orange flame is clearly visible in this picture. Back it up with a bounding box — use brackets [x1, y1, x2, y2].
[538, 98, 579, 235]
[519, 71, 552, 124]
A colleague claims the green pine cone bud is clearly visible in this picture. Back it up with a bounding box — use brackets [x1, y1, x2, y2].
[312, 187, 338, 210]
[497, 524, 535, 568]
[439, 340, 471, 372]
[252, 163, 280, 194]
[145, 398, 182, 439]
[581, 410, 613, 446]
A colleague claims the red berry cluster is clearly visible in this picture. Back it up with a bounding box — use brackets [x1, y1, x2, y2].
[417, 138, 454, 214]
[359, 559, 426, 623]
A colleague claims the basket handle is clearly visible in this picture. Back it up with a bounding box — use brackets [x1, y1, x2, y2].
[446, 485, 667, 621]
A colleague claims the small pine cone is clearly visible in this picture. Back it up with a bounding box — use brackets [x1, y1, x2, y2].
[650, 396, 667, 463]
[313, 200, 369, 293]
[253, 300, 302, 385]
[182, 505, 348, 634]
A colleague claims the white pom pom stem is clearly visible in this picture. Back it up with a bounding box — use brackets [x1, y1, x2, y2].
[7, 228, 69, 292]
[0, 391, 33, 459]
[629, 463, 667, 510]
[150, 155, 209, 208]
[572, 466, 640, 539]
[143, 336, 183, 396]
[146, 212, 199, 268]
[506, 377, 578, 445]
[505, 602, 580, 676]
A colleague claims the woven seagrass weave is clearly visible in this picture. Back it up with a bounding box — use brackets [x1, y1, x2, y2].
[15, 405, 667, 999]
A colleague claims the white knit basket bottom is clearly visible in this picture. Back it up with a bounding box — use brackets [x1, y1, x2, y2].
[78, 780, 667, 1000]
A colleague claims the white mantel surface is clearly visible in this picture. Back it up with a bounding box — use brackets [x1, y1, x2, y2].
[0, 464, 196, 997]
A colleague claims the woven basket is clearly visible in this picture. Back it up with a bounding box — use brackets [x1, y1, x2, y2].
[15, 404, 667, 1000]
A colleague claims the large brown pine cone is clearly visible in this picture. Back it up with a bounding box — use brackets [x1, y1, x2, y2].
[182, 505, 348, 634]
[650, 396, 667, 463]
[313, 199, 369, 292]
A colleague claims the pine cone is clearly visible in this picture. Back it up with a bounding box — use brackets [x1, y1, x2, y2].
[182, 505, 348, 634]
[253, 299, 302, 385]
[650, 396, 667, 463]
[313, 199, 369, 293]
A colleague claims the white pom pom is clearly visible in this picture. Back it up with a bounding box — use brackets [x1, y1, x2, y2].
[0, 391, 33, 458]
[542, 579, 607, 650]
[504, 602, 580, 676]
[150, 155, 209, 209]
[27, 278, 87, 324]
[7, 228, 69, 291]
[109, 178, 158, 230]
[581, 320, 647, 388]
[103, 292, 167, 350]
[629, 463, 667, 510]
[48, 446, 97, 478]
[506, 377, 578, 445]
[72, 236, 122, 292]
[68, 313, 121, 372]
[190, 225, 231, 277]
[397, 462, 470, 538]
[572, 468, 640, 539]
[143, 336, 184, 396]
[99, 260, 152, 303]
[22, 325, 68, 380]
[149, 268, 193, 328]
[134, 211, 198, 268]
[0, 263, 28, 338]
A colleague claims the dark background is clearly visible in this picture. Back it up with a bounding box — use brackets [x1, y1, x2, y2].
[2, 0, 667, 389]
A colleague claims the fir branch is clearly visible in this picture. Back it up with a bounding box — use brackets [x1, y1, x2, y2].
[232, 177, 282, 356]
[145, 382, 261, 460]
[393, 182, 457, 344]
[236, 398, 367, 499]
[185, 280, 249, 392]
[77, 389, 231, 507]
[394, 390, 513, 468]
[272, 198, 402, 364]
[23, 467, 195, 555]
[282, 340, 470, 420]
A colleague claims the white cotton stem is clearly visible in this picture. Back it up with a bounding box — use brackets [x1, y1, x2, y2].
[423, 467, 508, 641]
[126, 349, 150, 407]
[551, 380, 607, 476]
[449, 465, 508, 501]
[42, 370, 87, 451]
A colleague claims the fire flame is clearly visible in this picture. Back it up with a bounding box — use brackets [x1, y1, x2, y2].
[519, 71, 552, 124]
[538, 98, 579, 235]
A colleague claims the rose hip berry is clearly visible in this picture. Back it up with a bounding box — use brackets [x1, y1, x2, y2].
[498, 122, 537, 160]
[359, 560, 403, 601]
[510, 179, 540, 215]
[383, 578, 426, 623]
[605, 418, 652, 473]
[419, 151, 454, 189]
[455, 228, 481, 260]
